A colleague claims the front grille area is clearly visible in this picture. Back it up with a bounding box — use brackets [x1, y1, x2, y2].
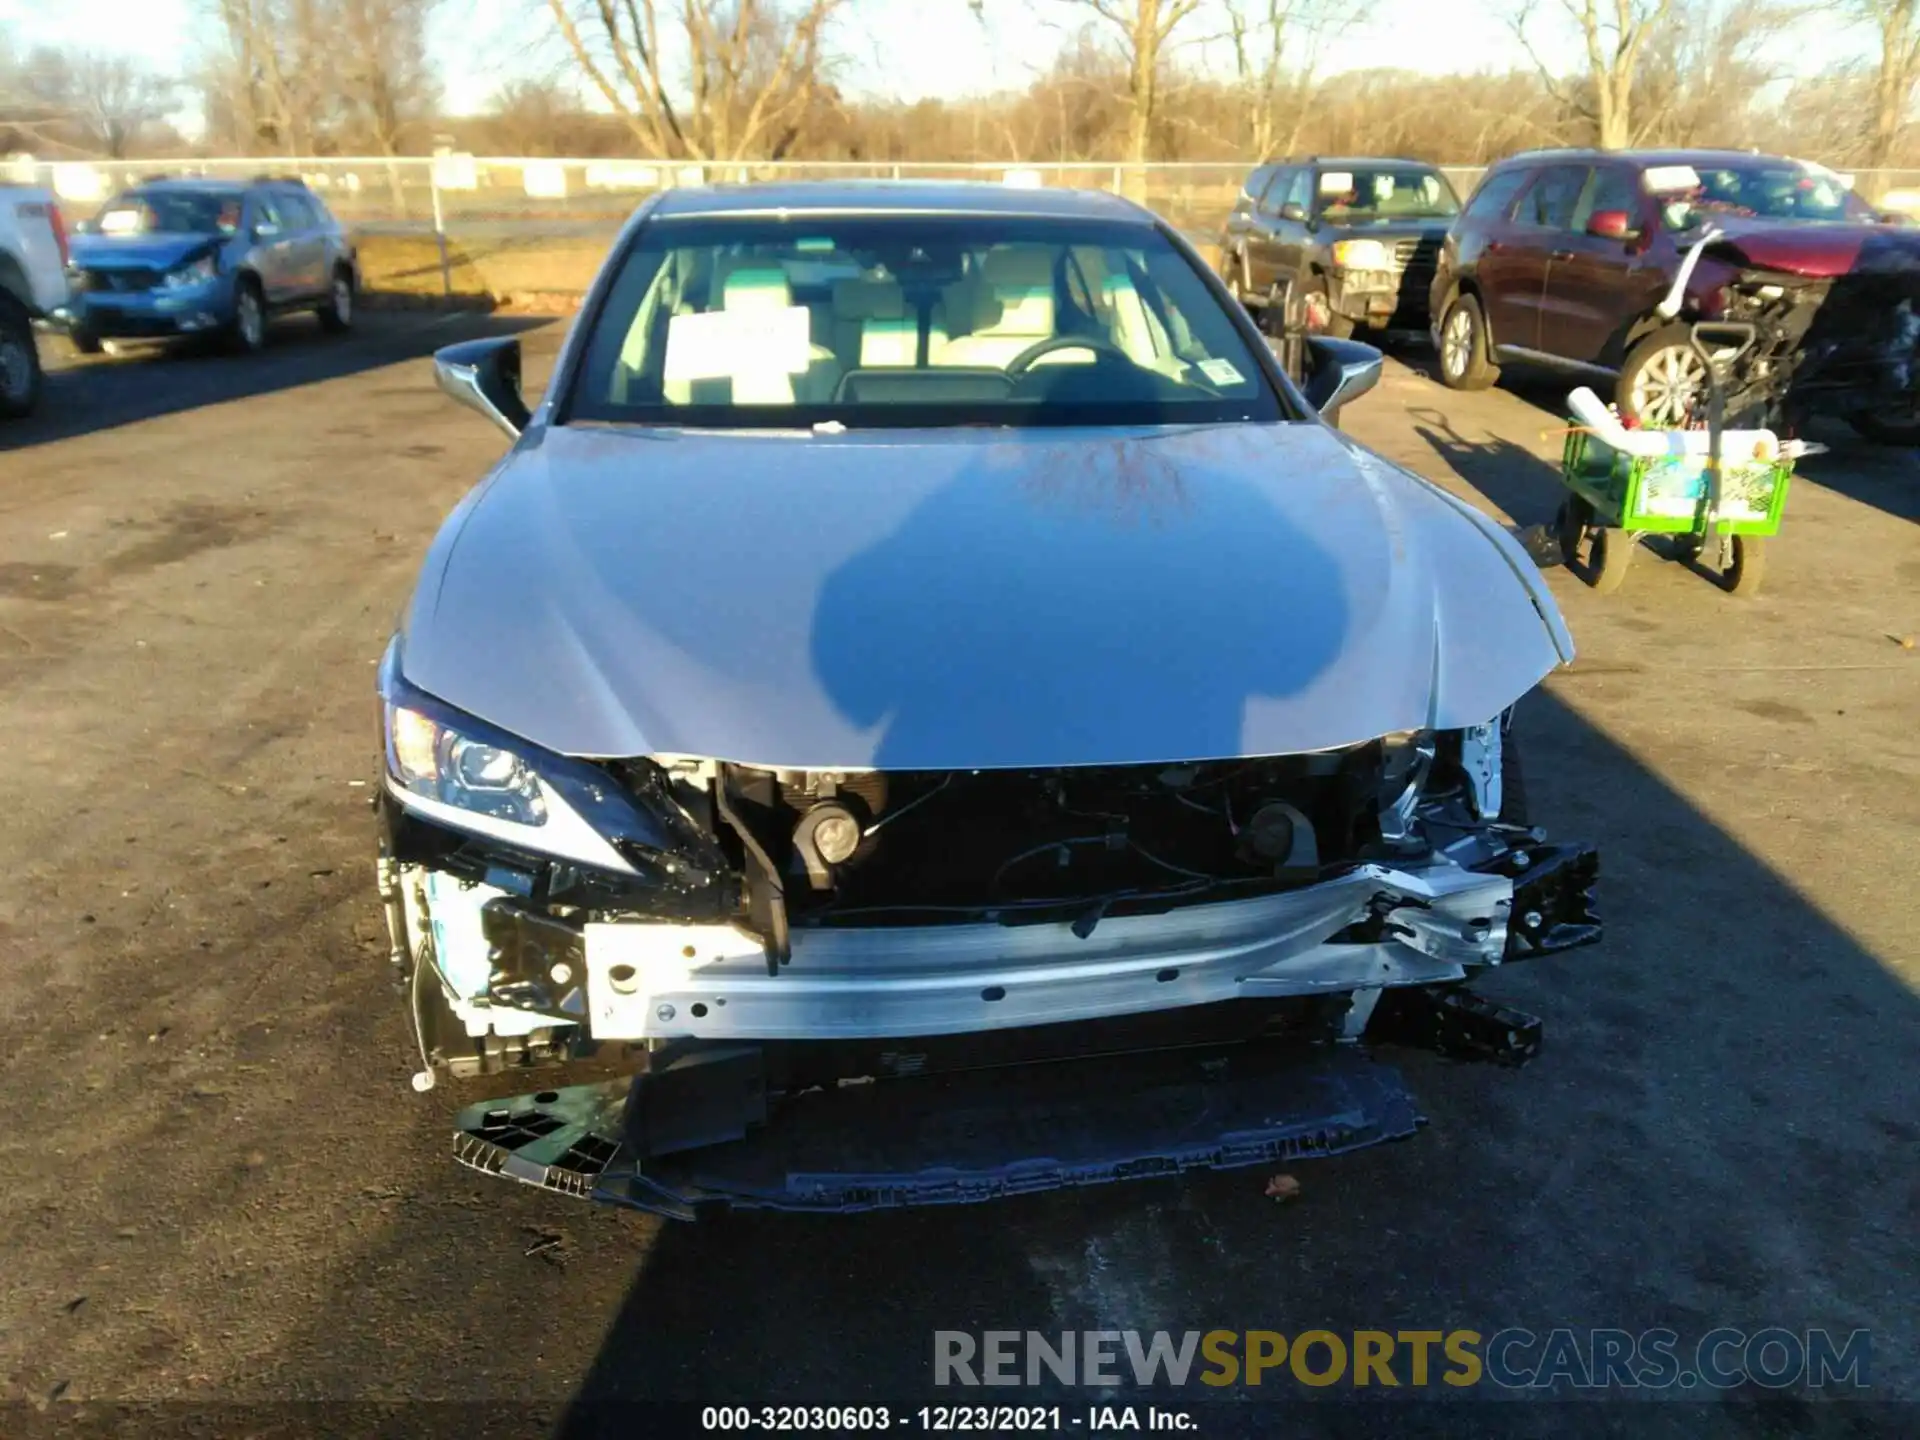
[80, 267, 161, 294]
[1394, 237, 1441, 275]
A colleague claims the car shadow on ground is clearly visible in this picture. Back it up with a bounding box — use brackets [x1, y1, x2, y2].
[3, 309, 551, 454]
[528, 689, 1914, 1436]
[210, 682, 1917, 1436]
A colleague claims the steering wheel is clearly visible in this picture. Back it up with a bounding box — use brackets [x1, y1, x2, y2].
[1003, 333, 1135, 376]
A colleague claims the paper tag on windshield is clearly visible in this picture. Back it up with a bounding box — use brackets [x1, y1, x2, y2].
[1318, 171, 1354, 195]
[664, 305, 812, 383]
[1199, 357, 1244, 386]
[1642, 165, 1701, 194]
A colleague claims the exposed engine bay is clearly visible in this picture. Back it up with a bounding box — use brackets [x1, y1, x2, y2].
[1697, 244, 1920, 436]
[688, 730, 1445, 936]
[377, 715, 1598, 1069]
[377, 714, 1599, 1217]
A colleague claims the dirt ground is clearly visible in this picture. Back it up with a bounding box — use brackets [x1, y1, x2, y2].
[0, 313, 1915, 1437]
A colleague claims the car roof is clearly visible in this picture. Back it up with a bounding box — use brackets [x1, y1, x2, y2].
[125, 178, 248, 195]
[650, 180, 1156, 224]
[1268, 156, 1444, 169]
[1493, 148, 1809, 169]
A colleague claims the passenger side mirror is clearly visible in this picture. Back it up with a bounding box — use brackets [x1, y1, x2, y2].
[253, 221, 279, 240]
[434, 336, 530, 440]
[1279, 202, 1307, 222]
[1301, 335, 1382, 425]
[1586, 209, 1636, 240]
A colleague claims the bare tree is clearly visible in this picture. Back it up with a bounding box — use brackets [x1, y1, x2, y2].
[1855, 0, 1920, 170]
[1046, 0, 1207, 164]
[1511, 0, 1675, 149]
[1631, 0, 1801, 147]
[199, 0, 332, 154]
[541, 0, 850, 161]
[1221, 0, 1361, 158]
[14, 50, 175, 158]
[335, 0, 441, 157]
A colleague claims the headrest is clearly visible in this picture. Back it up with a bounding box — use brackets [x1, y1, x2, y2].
[978, 246, 1054, 288]
[716, 260, 792, 310]
[832, 277, 906, 321]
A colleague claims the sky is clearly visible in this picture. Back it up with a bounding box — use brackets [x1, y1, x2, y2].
[0, 0, 1877, 139]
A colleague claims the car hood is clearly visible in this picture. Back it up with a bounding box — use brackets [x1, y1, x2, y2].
[69, 234, 217, 269]
[1319, 220, 1453, 245]
[400, 422, 1572, 770]
[1704, 217, 1920, 279]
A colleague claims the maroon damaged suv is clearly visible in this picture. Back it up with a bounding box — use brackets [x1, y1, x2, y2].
[1429, 148, 1920, 443]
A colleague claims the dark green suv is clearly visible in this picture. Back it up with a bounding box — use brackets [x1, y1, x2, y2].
[1217, 157, 1462, 337]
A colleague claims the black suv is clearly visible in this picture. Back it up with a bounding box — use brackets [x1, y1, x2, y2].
[1217, 156, 1463, 337]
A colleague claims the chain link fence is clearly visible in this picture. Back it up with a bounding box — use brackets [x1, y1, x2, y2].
[15, 154, 1920, 303]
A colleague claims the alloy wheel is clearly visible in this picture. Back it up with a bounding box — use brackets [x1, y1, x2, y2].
[238, 291, 264, 350]
[332, 275, 352, 325]
[1441, 307, 1474, 379]
[1630, 345, 1708, 427]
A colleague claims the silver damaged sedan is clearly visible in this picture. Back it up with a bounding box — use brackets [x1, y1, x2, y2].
[375, 182, 1601, 1218]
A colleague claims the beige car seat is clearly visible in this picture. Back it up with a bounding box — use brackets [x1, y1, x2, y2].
[664, 258, 837, 405]
[830, 276, 918, 368]
[929, 246, 1060, 368]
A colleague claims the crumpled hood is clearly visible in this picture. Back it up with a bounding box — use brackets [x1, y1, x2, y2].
[69, 233, 215, 270]
[1706, 218, 1920, 279]
[400, 423, 1571, 769]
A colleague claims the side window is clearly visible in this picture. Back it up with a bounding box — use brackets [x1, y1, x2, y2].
[1573, 166, 1642, 232]
[1258, 168, 1292, 214]
[1284, 169, 1313, 212]
[1464, 168, 1529, 221]
[278, 193, 318, 229]
[250, 194, 284, 233]
[1520, 165, 1590, 230]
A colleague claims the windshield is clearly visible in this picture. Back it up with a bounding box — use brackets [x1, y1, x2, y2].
[94, 190, 243, 237]
[1652, 163, 1869, 230]
[566, 215, 1285, 429]
[1313, 168, 1459, 222]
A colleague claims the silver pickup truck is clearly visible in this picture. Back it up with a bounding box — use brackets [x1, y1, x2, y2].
[0, 184, 74, 419]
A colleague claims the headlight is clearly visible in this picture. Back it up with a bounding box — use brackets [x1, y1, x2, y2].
[387, 704, 547, 825]
[1331, 239, 1395, 271]
[377, 642, 715, 880]
[161, 255, 218, 289]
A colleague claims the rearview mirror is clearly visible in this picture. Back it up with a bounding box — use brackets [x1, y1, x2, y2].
[1587, 209, 1635, 240]
[1301, 335, 1382, 425]
[1279, 202, 1307, 222]
[434, 336, 530, 440]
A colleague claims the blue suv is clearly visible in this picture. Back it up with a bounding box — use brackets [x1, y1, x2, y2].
[60, 176, 359, 354]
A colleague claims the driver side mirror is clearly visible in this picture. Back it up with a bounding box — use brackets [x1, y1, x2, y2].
[1301, 335, 1382, 425]
[1279, 202, 1307, 222]
[252, 221, 279, 241]
[434, 336, 530, 440]
[1586, 209, 1637, 240]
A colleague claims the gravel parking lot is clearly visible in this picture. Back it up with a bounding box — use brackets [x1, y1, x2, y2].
[0, 312, 1915, 1435]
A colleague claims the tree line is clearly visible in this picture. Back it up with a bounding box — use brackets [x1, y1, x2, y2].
[2, 0, 1918, 172]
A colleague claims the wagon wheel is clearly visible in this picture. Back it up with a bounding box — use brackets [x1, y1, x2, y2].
[1587, 526, 1635, 594]
[1555, 495, 1592, 568]
[1717, 535, 1767, 597]
[1557, 495, 1634, 593]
